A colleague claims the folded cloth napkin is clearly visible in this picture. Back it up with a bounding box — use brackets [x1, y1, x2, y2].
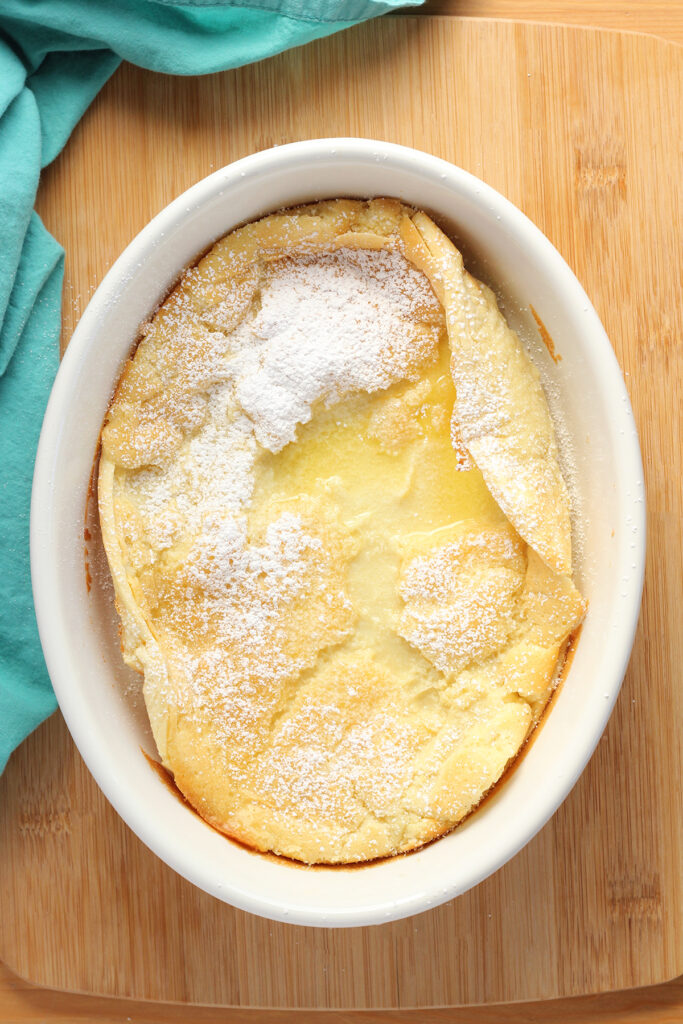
[0, 0, 422, 773]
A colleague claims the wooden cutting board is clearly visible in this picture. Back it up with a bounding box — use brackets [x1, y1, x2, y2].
[1, 16, 680, 1010]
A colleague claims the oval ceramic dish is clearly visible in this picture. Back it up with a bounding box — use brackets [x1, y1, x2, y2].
[31, 139, 645, 927]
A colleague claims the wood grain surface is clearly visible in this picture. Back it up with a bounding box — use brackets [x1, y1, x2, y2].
[1, 6, 681, 1020]
[1, 962, 682, 1024]
[417, 0, 683, 45]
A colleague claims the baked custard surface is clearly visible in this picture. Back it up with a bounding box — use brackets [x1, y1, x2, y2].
[98, 199, 585, 864]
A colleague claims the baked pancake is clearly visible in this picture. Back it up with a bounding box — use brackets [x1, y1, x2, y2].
[98, 198, 585, 864]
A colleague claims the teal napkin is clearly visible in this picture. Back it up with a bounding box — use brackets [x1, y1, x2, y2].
[0, 0, 422, 773]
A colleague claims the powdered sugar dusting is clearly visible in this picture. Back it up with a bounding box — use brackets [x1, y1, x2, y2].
[398, 529, 525, 674]
[187, 511, 321, 607]
[180, 511, 331, 683]
[128, 403, 258, 548]
[227, 247, 440, 451]
[260, 702, 417, 824]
